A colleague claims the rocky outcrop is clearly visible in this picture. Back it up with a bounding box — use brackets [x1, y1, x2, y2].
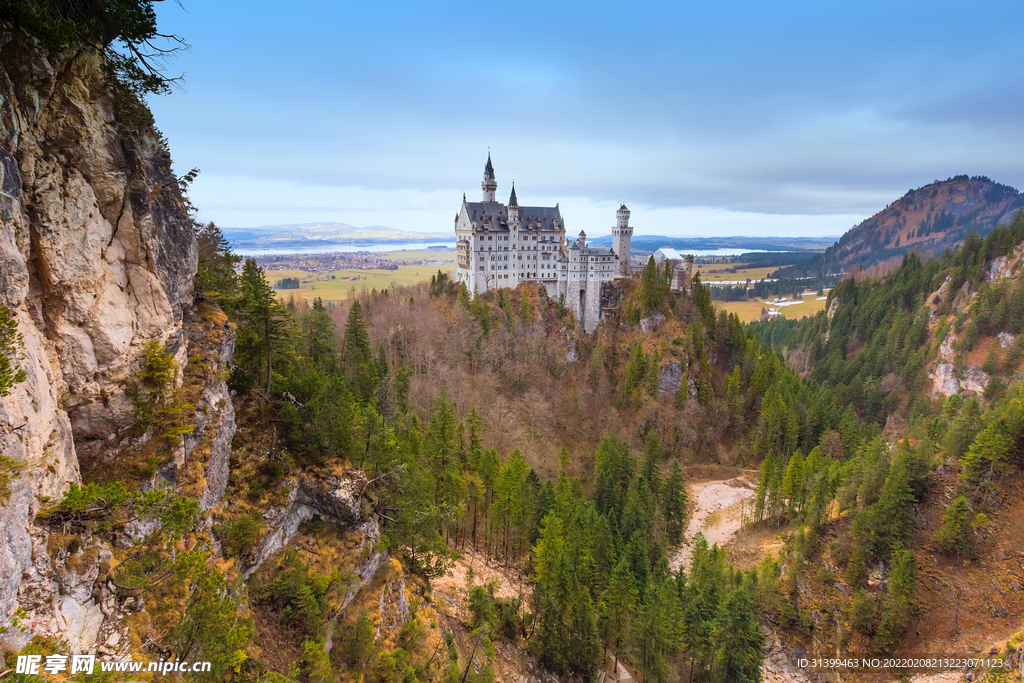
[658, 361, 683, 394]
[931, 362, 990, 398]
[930, 331, 990, 398]
[242, 472, 370, 577]
[0, 34, 198, 654]
[639, 311, 665, 334]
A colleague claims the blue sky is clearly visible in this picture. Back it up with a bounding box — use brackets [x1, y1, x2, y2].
[149, 0, 1024, 237]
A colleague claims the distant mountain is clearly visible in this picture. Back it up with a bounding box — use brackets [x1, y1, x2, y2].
[777, 175, 1024, 278]
[588, 234, 834, 252]
[222, 222, 450, 248]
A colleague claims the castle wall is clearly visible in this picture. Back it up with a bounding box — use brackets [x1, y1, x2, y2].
[582, 279, 603, 333]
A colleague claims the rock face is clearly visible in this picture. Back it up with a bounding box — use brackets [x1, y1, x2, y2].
[0, 35, 197, 652]
[658, 361, 683, 394]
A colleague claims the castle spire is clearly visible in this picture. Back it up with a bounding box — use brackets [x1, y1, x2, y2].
[481, 151, 497, 202]
[508, 182, 518, 209]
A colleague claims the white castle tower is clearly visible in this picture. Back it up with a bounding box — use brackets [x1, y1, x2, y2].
[482, 153, 497, 202]
[611, 204, 633, 276]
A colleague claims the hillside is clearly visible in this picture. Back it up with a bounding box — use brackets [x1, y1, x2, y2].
[750, 215, 1024, 677]
[778, 176, 1024, 278]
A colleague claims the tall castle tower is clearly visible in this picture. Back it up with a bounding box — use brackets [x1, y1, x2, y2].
[612, 204, 633, 276]
[482, 153, 497, 202]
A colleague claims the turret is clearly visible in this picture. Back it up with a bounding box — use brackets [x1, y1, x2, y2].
[616, 204, 630, 229]
[507, 183, 520, 228]
[482, 153, 497, 202]
[611, 204, 633, 276]
[578, 230, 586, 248]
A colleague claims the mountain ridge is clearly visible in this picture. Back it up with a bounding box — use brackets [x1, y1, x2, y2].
[777, 175, 1024, 278]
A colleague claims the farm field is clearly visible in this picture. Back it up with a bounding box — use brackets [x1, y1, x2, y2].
[265, 249, 455, 302]
[694, 264, 776, 282]
[716, 294, 828, 322]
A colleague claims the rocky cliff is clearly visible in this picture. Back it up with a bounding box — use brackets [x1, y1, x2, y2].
[0, 34, 200, 653]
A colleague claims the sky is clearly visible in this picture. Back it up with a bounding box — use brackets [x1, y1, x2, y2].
[148, 0, 1024, 238]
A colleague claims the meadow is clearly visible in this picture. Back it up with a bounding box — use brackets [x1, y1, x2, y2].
[693, 264, 777, 282]
[717, 294, 828, 322]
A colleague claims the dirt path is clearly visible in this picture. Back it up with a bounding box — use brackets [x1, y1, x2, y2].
[669, 472, 757, 571]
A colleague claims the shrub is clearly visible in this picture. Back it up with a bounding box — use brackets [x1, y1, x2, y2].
[131, 340, 195, 446]
[334, 614, 374, 670]
[0, 305, 26, 397]
[214, 510, 264, 558]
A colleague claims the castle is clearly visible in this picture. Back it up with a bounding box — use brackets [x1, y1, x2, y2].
[454, 154, 635, 331]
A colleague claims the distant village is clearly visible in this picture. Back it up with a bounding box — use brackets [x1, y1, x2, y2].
[253, 249, 452, 276]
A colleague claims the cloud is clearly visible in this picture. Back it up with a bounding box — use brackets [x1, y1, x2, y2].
[151, 0, 1024, 235]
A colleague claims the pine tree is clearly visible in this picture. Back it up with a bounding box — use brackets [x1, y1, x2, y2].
[642, 432, 662, 500]
[424, 391, 462, 514]
[598, 559, 638, 665]
[344, 300, 371, 365]
[236, 258, 289, 397]
[194, 222, 240, 302]
[682, 534, 724, 681]
[781, 451, 805, 514]
[663, 461, 687, 546]
[640, 256, 664, 314]
[712, 575, 764, 683]
[934, 495, 975, 558]
[633, 576, 681, 683]
[301, 298, 337, 372]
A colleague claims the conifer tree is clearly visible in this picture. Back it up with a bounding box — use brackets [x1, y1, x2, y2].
[663, 461, 687, 546]
[633, 576, 681, 683]
[194, 222, 240, 302]
[712, 575, 764, 683]
[344, 300, 371, 365]
[642, 432, 663, 500]
[781, 451, 805, 514]
[236, 258, 289, 396]
[598, 559, 638, 665]
[934, 495, 975, 558]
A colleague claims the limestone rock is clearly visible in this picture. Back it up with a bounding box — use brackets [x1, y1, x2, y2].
[0, 35, 196, 653]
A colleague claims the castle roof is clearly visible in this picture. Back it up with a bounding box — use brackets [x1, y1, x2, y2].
[484, 153, 495, 180]
[564, 240, 615, 257]
[619, 204, 629, 211]
[508, 183, 518, 208]
[463, 202, 563, 231]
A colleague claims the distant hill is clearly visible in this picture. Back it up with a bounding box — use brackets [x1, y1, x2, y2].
[222, 222, 450, 249]
[777, 175, 1024, 278]
[588, 234, 834, 252]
